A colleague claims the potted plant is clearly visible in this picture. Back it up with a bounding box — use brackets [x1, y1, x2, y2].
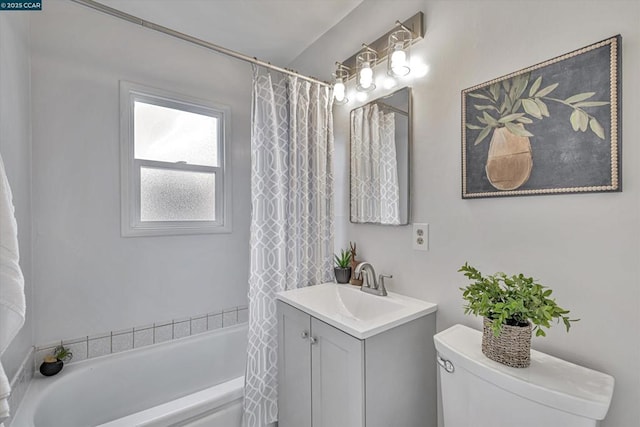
[39, 344, 73, 377]
[459, 263, 577, 368]
[334, 249, 352, 284]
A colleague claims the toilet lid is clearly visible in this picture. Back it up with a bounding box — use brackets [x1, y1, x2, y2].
[434, 324, 615, 421]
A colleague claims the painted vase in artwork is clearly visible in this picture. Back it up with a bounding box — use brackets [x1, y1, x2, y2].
[485, 126, 533, 190]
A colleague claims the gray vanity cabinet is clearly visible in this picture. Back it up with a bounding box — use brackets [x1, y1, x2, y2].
[310, 316, 364, 427]
[278, 300, 313, 427]
[277, 300, 436, 427]
[277, 301, 363, 427]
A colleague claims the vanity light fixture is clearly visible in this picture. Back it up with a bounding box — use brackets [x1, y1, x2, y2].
[333, 62, 350, 104]
[332, 12, 425, 104]
[356, 44, 378, 92]
[387, 22, 413, 77]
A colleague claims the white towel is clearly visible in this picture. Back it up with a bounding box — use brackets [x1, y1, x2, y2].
[0, 153, 26, 422]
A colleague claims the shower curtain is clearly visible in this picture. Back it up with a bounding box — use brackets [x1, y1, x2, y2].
[351, 103, 400, 225]
[244, 67, 334, 427]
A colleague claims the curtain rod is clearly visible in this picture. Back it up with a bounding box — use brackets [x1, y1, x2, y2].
[69, 0, 331, 87]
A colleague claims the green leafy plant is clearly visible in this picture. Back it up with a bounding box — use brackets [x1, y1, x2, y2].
[53, 345, 73, 362]
[459, 263, 578, 337]
[334, 249, 352, 268]
[466, 72, 609, 145]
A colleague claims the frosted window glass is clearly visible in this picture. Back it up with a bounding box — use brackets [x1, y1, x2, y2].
[140, 167, 215, 222]
[134, 101, 218, 167]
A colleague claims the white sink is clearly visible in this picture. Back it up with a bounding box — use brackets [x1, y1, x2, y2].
[276, 283, 437, 339]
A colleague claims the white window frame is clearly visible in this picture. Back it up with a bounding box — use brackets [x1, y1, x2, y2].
[120, 81, 232, 237]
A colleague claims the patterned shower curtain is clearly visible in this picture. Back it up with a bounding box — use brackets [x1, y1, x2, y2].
[243, 67, 334, 427]
[351, 103, 400, 224]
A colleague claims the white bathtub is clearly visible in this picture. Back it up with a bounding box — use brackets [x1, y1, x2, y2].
[12, 324, 248, 427]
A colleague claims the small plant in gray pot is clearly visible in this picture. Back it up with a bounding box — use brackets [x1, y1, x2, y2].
[39, 345, 73, 377]
[459, 263, 578, 368]
[334, 249, 352, 284]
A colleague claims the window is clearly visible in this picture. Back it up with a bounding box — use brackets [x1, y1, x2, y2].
[120, 82, 231, 236]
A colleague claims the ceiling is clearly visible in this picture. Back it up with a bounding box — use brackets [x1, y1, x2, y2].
[96, 0, 363, 66]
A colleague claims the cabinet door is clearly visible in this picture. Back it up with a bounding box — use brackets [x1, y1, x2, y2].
[277, 302, 312, 427]
[311, 318, 364, 427]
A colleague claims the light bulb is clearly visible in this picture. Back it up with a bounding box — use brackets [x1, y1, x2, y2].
[391, 49, 406, 67]
[390, 47, 410, 77]
[359, 62, 373, 89]
[333, 78, 346, 104]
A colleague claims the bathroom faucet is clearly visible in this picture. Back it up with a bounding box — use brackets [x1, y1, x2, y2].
[354, 262, 390, 297]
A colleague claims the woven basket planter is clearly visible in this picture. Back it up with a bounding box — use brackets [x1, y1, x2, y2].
[482, 317, 532, 368]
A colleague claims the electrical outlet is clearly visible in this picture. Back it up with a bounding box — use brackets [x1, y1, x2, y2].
[413, 223, 429, 251]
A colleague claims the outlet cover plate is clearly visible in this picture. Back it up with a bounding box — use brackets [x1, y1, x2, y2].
[413, 223, 429, 251]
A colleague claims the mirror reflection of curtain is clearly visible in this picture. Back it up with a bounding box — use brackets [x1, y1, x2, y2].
[351, 103, 400, 224]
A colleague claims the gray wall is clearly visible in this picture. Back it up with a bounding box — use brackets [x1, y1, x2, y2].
[0, 13, 33, 381]
[291, 1, 640, 426]
[30, 1, 251, 345]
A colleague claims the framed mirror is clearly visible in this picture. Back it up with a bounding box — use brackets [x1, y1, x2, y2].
[350, 87, 411, 225]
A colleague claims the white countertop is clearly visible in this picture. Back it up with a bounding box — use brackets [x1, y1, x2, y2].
[276, 282, 437, 339]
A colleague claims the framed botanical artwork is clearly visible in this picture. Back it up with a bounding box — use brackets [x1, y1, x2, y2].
[461, 35, 621, 198]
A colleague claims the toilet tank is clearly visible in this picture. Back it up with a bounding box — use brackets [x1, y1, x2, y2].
[433, 325, 614, 427]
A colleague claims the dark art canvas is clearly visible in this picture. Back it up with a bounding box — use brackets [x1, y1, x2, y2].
[461, 36, 621, 198]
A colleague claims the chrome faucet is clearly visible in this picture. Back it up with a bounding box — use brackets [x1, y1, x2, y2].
[354, 262, 391, 297]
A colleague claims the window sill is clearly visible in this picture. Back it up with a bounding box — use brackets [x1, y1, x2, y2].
[121, 222, 232, 237]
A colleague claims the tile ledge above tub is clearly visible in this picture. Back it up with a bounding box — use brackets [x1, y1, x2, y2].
[34, 305, 248, 370]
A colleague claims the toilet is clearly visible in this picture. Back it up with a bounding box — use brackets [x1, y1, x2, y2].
[433, 324, 615, 427]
